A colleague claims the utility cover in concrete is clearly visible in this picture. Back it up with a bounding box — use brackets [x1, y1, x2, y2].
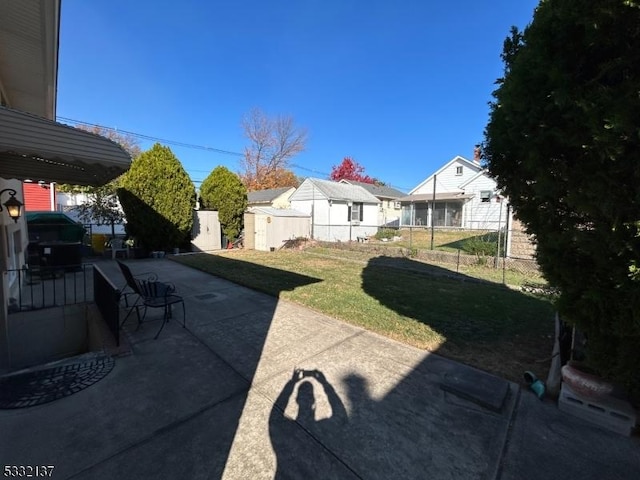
[194, 293, 218, 301]
[441, 368, 510, 412]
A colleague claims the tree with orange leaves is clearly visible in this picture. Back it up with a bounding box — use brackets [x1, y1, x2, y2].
[240, 108, 307, 191]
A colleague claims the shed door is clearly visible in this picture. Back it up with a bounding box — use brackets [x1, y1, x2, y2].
[255, 215, 268, 251]
[244, 213, 255, 250]
[191, 210, 221, 251]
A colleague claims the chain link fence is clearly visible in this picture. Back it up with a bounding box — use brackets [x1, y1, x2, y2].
[314, 227, 544, 286]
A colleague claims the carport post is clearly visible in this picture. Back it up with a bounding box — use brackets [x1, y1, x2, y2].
[0, 222, 10, 371]
[430, 174, 436, 250]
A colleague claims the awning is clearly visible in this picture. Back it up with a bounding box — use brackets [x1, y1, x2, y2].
[396, 193, 475, 202]
[0, 106, 131, 186]
[0, 0, 60, 119]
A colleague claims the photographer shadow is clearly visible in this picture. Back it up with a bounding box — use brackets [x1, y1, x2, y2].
[269, 369, 352, 479]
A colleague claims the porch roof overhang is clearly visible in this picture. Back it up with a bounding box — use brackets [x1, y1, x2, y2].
[0, 0, 60, 119]
[0, 106, 131, 186]
[397, 193, 475, 203]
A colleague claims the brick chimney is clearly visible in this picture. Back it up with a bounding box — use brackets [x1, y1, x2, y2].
[473, 145, 481, 164]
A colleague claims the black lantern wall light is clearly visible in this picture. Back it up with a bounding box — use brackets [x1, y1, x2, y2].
[0, 189, 24, 223]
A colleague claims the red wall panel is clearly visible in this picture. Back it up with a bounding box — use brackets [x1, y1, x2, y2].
[23, 183, 55, 211]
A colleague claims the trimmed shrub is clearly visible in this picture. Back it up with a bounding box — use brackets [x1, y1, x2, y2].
[375, 228, 397, 241]
[484, 0, 640, 395]
[118, 143, 196, 251]
[462, 235, 498, 257]
[200, 166, 247, 242]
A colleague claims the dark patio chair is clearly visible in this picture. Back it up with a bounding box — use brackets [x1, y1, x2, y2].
[118, 267, 157, 308]
[116, 260, 186, 339]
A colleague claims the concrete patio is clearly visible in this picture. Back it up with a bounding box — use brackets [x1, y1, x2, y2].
[1, 257, 638, 479]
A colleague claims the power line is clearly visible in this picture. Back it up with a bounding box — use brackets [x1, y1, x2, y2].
[56, 116, 244, 157]
[290, 163, 330, 177]
[57, 116, 329, 177]
[56, 116, 412, 192]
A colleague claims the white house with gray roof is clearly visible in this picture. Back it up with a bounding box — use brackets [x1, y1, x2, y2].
[339, 180, 406, 227]
[398, 155, 506, 230]
[289, 178, 380, 242]
[247, 187, 296, 209]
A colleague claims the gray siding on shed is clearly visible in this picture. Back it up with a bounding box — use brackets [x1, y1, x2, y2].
[246, 208, 310, 251]
[191, 210, 222, 252]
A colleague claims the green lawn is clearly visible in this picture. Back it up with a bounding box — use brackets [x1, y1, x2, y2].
[173, 250, 555, 383]
[306, 245, 545, 287]
[386, 228, 498, 252]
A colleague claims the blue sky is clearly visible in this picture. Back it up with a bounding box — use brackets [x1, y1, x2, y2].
[57, 0, 538, 193]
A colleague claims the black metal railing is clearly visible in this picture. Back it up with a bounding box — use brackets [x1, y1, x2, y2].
[6, 264, 93, 312]
[93, 265, 120, 346]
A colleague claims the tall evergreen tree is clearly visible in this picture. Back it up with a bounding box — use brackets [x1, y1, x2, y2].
[118, 143, 196, 250]
[58, 126, 141, 237]
[484, 0, 640, 394]
[200, 166, 247, 242]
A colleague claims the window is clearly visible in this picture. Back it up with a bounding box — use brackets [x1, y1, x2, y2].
[394, 201, 401, 209]
[480, 190, 492, 203]
[348, 202, 363, 222]
[432, 202, 462, 227]
[455, 166, 463, 176]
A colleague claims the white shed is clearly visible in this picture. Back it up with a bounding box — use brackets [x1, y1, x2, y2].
[191, 210, 222, 252]
[245, 207, 311, 251]
[289, 178, 380, 242]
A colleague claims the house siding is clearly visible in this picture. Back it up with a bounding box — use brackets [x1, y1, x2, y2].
[271, 192, 292, 209]
[289, 178, 380, 241]
[412, 158, 482, 195]
[461, 175, 504, 229]
[379, 199, 402, 226]
[289, 198, 332, 239]
[289, 181, 322, 202]
[403, 156, 509, 230]
[338, 180, 405, 227]
[290, 197, 378, 241]
[56, 191, 89, 209]
[23, 182, 55, 211]
[247, 187, 295, 209]
[303, 200, 377, 242]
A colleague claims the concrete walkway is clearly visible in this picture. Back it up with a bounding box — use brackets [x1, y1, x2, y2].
[1, 257, 638, 479]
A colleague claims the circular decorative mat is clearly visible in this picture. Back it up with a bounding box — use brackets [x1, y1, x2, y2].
[0, 354, 115, 409]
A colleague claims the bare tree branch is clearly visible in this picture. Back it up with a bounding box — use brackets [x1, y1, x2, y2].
[240, 108, 307, 190]
[75, 125, 142, 158]
[57, 125, 140, 236]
